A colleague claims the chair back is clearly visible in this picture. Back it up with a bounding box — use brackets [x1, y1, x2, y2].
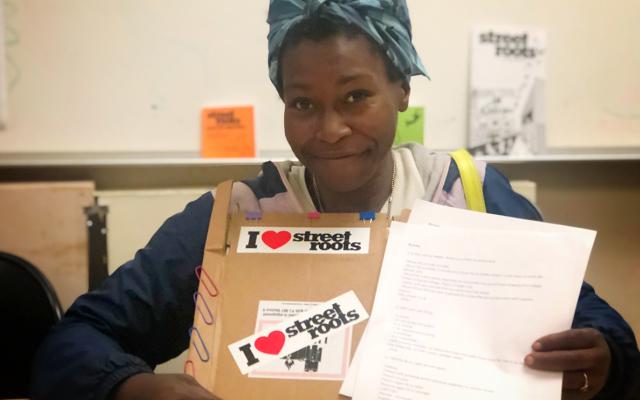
[0, 252, 63, 399]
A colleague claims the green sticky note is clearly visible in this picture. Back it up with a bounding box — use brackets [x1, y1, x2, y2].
[394, 106, 424, 145]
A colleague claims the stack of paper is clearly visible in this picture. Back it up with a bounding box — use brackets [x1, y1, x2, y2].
[341, 200, 596, 399]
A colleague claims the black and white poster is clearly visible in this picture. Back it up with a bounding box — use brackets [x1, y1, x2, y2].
[469, 26, 546, 156]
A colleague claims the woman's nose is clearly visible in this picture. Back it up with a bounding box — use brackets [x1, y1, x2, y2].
[316, 109, 351, 143]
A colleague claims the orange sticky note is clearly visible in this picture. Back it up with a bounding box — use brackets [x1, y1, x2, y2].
[201, 106, 256, 158]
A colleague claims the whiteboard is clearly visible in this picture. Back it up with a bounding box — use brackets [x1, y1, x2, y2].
[0, 1, 7, 129]
[0, 0, 638, 155]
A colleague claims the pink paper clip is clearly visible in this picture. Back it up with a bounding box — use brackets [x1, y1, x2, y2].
[193, 291, 214, 325]
[189, 326, 210, 362]
[184, 359, 195, 376]
[195, 265, 219, 297]
[307, 211, 321, 220]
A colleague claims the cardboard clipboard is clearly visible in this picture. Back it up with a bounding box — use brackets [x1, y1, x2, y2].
[186, 180, 397, 399]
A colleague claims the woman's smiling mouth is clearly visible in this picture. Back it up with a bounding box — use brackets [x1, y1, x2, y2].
[315, 151, 363, 160]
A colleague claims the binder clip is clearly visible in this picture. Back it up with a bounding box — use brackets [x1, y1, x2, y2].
[359, 211, 376, 223]
[307, 211, 321, 220]
[245, 211, 262, 220]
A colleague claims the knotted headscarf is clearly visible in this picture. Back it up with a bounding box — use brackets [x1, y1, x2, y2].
[267, 0, 428, 90]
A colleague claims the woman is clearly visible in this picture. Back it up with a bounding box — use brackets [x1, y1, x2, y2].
[31, 1, 639, 399]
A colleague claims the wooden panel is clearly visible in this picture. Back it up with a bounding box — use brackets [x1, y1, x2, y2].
[0, 182, 95, 310]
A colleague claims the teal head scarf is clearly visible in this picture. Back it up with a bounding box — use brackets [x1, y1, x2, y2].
[267, 0, 428, 90]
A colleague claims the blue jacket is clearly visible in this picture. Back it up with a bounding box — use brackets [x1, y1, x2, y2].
[31, 161, 640, 399]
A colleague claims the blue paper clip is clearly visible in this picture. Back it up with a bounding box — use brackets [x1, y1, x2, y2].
[307, 211, 321, 220]
[245, 211, 262, 220]
[193, 292, 215, 325]
[189, 326, 210, 362]
[359, 211, 376, 221]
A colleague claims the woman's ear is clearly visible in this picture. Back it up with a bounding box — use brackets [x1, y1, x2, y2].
[398, 80, 411, 112]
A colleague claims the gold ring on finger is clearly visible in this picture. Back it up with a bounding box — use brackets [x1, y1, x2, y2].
[579, 371, 590, 393]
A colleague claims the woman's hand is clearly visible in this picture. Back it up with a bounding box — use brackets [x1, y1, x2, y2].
[111, 373, 220, 400]
[525, 328, 611, 400]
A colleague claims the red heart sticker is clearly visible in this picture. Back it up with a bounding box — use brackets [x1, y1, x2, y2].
[254, 330, 286, 355]
[261, 230, 292, 250]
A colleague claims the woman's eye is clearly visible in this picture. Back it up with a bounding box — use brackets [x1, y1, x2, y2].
[293, 99, 313, 111]
[346, 91, 369, 103]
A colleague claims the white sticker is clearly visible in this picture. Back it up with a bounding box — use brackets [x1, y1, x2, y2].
[249, 301, 352, 381]
[237, 227, 370, 254]
[228, 291, 368, 375]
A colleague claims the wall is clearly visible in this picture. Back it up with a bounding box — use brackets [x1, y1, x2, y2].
[0, 0, 638, 155]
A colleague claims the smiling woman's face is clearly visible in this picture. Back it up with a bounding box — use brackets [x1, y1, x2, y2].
[280, 33, 410, 193]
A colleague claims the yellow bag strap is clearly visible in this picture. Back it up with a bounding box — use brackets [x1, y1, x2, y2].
[449, 149, 487, 213]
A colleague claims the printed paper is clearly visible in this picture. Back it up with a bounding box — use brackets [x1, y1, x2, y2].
[228, 291, 368, 375]
[346, 201, 595, 400]
[394, 106, 425, 145]
[201, 105, 255, 158]
[249, 301, 352, 381]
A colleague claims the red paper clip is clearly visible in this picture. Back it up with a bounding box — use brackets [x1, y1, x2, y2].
[307, 211, 321, 220]
[193, 291, 214, 325]
[189, 326, 210, 362]
[184, 359, 195, 376]
[195, 265, 219, 297]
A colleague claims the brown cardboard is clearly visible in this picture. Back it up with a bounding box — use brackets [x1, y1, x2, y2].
[187, 181, 393, 399]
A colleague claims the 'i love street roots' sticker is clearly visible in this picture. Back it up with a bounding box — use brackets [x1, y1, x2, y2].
[249, 301, 353, 380]
[228, 291, 369, 375]
[237, 227, 370, 254]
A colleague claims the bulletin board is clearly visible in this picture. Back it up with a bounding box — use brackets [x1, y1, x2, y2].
[0, 0, 637, 155]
